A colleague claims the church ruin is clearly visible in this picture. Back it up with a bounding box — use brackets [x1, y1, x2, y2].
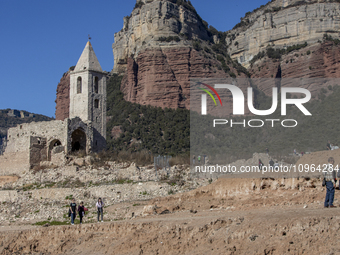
[0, 41, 107, 175]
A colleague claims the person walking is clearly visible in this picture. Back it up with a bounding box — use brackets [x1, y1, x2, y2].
[324, 157, 337, 208]
[78, 201, 85, 224]
[96, 198, 104, 222]
[69, 198, 77, 225]
[258, 159, 263, 170]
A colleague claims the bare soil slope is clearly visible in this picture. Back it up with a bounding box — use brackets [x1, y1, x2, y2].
[296, 149, 340, 167]
[1, 177, 340, 255]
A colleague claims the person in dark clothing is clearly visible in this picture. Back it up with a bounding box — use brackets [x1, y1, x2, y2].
[78, 201, 85, 224]
[259, 159, 263, 170]
[327, 141, 331, 150]
[266, 148, 269, 155]
[269, 159, 274, 170]
[69, 198, 77, 225]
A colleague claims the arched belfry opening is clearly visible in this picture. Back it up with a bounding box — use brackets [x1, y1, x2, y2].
[94, 76, 99, 93]
[71, 129, 86, 152]
[77, 77, 82, 94]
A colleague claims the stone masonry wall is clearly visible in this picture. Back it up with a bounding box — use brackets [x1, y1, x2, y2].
[5, 120, 69, 155]
[0, 120, 69, 175]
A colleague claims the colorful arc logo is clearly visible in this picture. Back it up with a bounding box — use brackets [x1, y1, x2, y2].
[198, 83, 223, 106]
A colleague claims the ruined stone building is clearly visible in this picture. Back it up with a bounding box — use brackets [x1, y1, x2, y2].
[0, 41, 107, 175]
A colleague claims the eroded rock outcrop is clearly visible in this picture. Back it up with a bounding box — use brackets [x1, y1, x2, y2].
[120, 47, 231, 109]
[112, 0, 210, 74]
[249, 41, 340, 96]
[228, 0, 340, 67]
[112, 0, 248, 109]
[55, 72, 70, 120]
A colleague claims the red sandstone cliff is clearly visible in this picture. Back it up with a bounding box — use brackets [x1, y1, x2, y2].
[120, 47, 234, 109]
[249, 41, 340, 97]
[112, 0, 249, 110]
[55, 72, 70, 120]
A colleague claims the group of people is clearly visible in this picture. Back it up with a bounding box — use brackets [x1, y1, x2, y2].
[327, 141, 339, 151]
[258, 159, 279, 170]
[69, 197, 105, 225]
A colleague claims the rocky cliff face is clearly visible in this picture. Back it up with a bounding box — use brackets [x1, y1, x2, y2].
[249, 40, 340, 97]
[55, 72, 70, 121]
[112, 0, 248, 109]
[227, 0, 340, 67]
[112, 0, 210, 74]
[120, 47, 233, 109]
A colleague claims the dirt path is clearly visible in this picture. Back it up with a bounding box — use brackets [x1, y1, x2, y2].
[1, 203, 340, 255]
[1, 177, 340, 255]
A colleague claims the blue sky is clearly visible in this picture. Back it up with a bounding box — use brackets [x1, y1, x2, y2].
[0, 0, 269, 117]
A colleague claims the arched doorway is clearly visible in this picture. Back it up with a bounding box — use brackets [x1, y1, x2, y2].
[48, 139, 62, 161]
[71, 129, 86, 152]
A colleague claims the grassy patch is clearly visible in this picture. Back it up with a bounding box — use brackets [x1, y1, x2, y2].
[34, 220, 69, 226]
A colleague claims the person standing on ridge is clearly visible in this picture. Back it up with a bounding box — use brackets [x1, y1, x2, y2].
[78, 201, 85, 224]
[323, 157, 337, 208]
[327, 141, 331, 150]
[69, 198, 77, 225]
[259, 159, 263, 170]
[96, 198, 104, 222]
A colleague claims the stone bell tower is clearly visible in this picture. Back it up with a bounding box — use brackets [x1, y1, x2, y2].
[69, 41, 107, 152]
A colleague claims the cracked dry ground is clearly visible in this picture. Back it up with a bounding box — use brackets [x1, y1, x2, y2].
[1, 177, 340, 255]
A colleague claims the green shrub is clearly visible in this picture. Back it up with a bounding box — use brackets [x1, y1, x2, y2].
[324, 34, 340, 45]
[233, 19, 250, 30]
[106, 75, 190, 157]
[229, 72, 236, 78]
[193, 41, 202, 51]
[158, 36, 180, 42]
[34, 220, 69, 226]
[65, 195, 73, 200]
[204, 46, 211, 53]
